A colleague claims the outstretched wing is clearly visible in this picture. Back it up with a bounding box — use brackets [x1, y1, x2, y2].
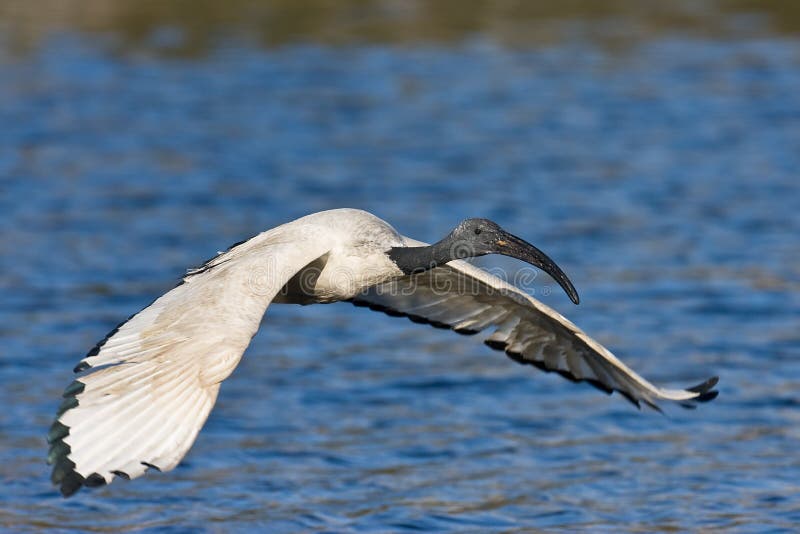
[352, 238, 718, 410]
[48, 233, 330, 497]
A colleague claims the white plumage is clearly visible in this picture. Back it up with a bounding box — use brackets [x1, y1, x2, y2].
[48, 208, 717, 496]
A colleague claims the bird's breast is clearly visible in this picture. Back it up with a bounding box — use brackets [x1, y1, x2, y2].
[305, 251, 403, 303]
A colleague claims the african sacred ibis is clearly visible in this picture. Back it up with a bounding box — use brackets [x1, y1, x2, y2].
[48, 208, 718, 496]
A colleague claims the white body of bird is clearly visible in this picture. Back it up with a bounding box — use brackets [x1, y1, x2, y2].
[48, 208, 717, 497]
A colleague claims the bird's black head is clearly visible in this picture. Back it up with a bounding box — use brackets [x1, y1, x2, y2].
[388, 218, 580, 305]
[445, 218, 508, 258]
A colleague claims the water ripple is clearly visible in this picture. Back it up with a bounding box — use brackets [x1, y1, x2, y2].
[1, 28, 799, 532]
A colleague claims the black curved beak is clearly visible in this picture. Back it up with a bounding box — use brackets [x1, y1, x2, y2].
[494, 231, 580, 305]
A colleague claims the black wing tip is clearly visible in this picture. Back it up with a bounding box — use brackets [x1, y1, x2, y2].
[84, 472, 107, 488]
[484, 339, 507, 350]
[47, 421, 70, 445]
[453, 327, 481, 336]
[111, 470, 131, 480]
[56, 396, 79, 418]
[56, 470, 107, 497]
[675, 376, 719, 408]
[407, 314, 451, 329]
[62, 380, 86, 398]
[50, 375, 87, 497]
[55, 378, 83, 419]
[73, 361, 91, 373]
[585, 378, 614, 395]
[619, 390, 642, 410]
[141, 461, 161, 472]
[60, 471, 85, 497]
[48, 427, 82, 497]
[694, 389, 719, 403]
[49, 430, 108, 497]
[687, 376, 719, 394]
[682, 376, 719, 407]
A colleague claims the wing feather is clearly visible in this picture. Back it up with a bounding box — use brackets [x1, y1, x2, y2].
[353, 237, 718, 410]
[49, 232, 330, 497]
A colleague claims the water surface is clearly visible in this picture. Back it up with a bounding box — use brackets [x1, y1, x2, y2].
[0, 6, 799, 532]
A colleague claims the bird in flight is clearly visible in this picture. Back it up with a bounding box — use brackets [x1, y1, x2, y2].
[48, 208, 718, 497]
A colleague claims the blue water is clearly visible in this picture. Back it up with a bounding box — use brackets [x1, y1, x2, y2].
[1, 32, 799, 532]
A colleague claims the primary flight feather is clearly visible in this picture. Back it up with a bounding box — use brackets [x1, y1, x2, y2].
[48, 208, 718, 497]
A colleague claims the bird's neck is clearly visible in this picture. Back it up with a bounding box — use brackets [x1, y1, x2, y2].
[387, 239, 460, 275]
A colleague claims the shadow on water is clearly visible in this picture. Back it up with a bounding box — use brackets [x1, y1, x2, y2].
[0, 0, 799, 531]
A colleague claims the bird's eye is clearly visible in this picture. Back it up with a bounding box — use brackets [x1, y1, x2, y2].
[474, 228, 482, 235]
